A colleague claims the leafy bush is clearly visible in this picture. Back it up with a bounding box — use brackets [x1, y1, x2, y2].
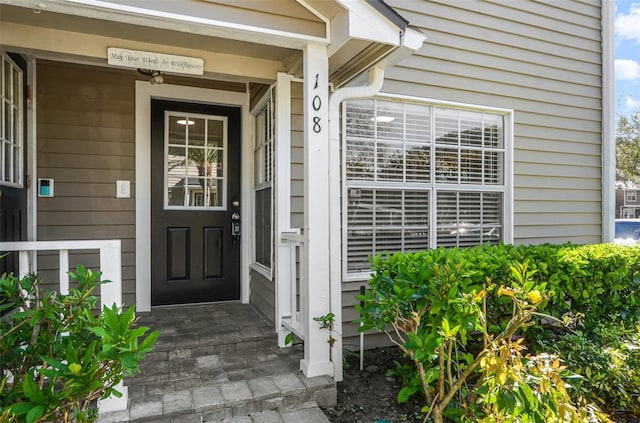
[539, 320, 640, 415]
[355, 245, 633, 422]
[472, 343, 607, 422]
[0, 266, 158, 423]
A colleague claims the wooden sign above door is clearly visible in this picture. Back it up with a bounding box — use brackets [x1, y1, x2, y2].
[107, 47, 204, 75]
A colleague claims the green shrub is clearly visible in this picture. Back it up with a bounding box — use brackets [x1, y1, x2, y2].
[356, 243, 640, 422]
[539, 320, 640, 415]
[0, 266, 158, 423]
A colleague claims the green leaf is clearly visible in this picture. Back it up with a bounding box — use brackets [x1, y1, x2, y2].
[443, 407, 465, 419]
[441, 318, 450, 335]
[22, 373, 45, 405]
[284, 332, 295, 346]
[7, 401, 36, 416]
[87, 327, 109, 339]
[424, 367, 439, 384]
[397, 386, 417, 403]
[26, 404, 46, 423]
[39, 356, 69, 372]
[139, 331, 159, 352]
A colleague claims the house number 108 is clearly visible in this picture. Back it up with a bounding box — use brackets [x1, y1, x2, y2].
[312, 73, 322, 133]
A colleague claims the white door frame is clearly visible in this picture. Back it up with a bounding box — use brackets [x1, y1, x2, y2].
[135, 81, 251, 311]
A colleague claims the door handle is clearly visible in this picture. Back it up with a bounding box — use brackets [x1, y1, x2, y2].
[231, 212, 241, 244]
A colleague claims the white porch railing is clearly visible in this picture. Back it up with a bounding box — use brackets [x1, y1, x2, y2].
[0, 240, 123, 309]
[0, 240, 127, 412]
[278, 231, 305, 343]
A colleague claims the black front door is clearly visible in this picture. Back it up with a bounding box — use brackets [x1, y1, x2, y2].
[151, 100, 241, 306]
[0, 52, 28, 275]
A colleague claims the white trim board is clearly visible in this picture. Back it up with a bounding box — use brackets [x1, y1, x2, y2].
[135, 81, 251, 311]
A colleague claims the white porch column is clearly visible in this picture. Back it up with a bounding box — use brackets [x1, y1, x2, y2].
[300, 43, 333, 377]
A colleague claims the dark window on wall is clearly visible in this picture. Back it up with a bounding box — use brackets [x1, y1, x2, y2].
[344, 98, 510, 278]
[0, 53, 23, 187]
[255, 187, 272, 267]
[253, 96, 273, 269]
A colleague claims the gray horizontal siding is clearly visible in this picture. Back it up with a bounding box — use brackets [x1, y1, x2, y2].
[36, 61, 137, 306]
[249, 269, 275, 325]
[342, 0, 604, 349]
[383, 0, 603, 246]
[36, 60, 246, 307]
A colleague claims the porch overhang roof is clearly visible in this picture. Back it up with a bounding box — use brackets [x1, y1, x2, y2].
[0, 0, 425, 83]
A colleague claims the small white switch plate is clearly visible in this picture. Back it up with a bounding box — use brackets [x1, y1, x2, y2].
[116, 180, 130, 198]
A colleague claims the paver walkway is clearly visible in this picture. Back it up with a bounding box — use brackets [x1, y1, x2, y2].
[97, 303, 335, 423]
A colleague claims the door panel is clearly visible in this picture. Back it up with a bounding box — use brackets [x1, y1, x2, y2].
[151, 100, 241, 306]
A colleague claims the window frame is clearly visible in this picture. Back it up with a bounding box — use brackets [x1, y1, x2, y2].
[251, 90, 275, 275]
[341, 94, 514, 281]
[163, 111, 228, 210]
[626, 190, 637, 203]
[0, 52, 24, 188]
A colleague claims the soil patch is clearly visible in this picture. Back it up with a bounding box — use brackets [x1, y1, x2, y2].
[322, 347, 422, 423]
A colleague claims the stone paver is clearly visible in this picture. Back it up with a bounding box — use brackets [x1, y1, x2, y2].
[248, 376, 279, 400]
[193, 385, 225, 412]
[197, 354, 222, 369]
[280, 401, 330, 423]
[273, 374, 305, 396]
[128, 399, 162, 421]
[249, 410, 284, 423]
[97, 303, 335, 423]
[220, 381, 253, 404]
[163, 390, 193, 415]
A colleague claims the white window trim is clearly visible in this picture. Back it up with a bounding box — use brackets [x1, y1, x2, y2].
[626, 191, 637, 204]
[250, 88, 275, 275]
[250, 262, 272, 279]
[341, 94, 514, 282]
[0, 52, 24, 188]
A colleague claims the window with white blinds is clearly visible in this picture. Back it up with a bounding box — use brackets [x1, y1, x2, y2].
[254, 94, 274, 269]
[0, 53, 22, 187]
[344, 98, 510, 277]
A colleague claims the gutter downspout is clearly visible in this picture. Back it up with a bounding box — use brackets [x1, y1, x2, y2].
[601, 0, 615, 242]
[328, 66, 384, 382]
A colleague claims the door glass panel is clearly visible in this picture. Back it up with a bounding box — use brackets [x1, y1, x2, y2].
[207, 179, 223, 207]
[189, 118, 206, 146]
[165, 111, 227, 209]
[208, 120, 223, 148]
[168, 115, 187, 145]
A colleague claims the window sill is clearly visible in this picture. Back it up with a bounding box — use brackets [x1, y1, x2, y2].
[250, 262, 272, 280]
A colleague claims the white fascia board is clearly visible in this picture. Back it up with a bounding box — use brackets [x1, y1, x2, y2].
[328, 9, 351, 57]
[3, 0, 329, 50]
[371, 26, 426, 69]
[334, 0, 401, 46]
[342, 26, 425, 87]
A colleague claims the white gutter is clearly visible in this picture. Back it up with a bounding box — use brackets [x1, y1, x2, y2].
[327, 25, 425, 382]
[602, 0, 615, 242]
[328, 66, 384, 382]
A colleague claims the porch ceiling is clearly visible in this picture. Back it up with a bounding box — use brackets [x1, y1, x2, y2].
[0, 0, 421, 85]
[0, 4, 295, 62]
